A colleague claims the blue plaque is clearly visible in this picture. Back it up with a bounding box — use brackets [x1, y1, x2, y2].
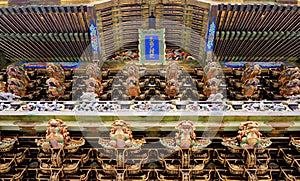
[145, 35, 160, 61]
[139, 29, 166, 65]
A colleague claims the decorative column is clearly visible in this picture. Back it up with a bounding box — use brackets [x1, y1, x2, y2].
[88, 5, 101, 63]
[204, 5, 218, 63]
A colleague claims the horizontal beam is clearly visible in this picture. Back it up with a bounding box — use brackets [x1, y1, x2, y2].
[0, 33, 90, 42]
[216, 31, 300, 40]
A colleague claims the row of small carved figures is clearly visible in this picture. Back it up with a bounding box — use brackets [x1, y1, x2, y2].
[0, 65, 74, 100]
[0, 118, 297, 180]
[4, 64, 190, 100]
[0, 101, 296, 112]
[2, 63, 299, 101]
[0, 63, 110, 101]
[108, 65, 296, 101]
[0, 67, 74, 84]
[0, 119, 277, 181]
[72, 65, 300, 100]
[91, 67, 298, 101]
[231, 66, 300, 98]
[0, 139, 300, 180]
[89, 73, 214, 101]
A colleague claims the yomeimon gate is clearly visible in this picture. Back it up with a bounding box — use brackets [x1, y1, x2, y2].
[0, 0, 299, 180]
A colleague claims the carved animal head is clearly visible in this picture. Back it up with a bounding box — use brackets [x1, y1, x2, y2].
[85, 77, 99, 87]
[6, 65, 21, 77]
[244, 78, 259, 87]
[46, 119, 70, 144]
[47, 63, 60, 74]
[46, 78, 60, 89]
[7, 78, 26, 97]
[7, 78, 24, 88]
[204, 62, 221, 74]
[126, 65, 138, 77]
[46, 78, 65, 98]
[86, 63, 101, 78]
[207, 78, 221, 87]
[112, 120, 127, 129]
[127, 76, 137, 87]
[176, 120, 195, 133]
[48, 119, 63, 133]
[238, 121, 260, 139]
[110, 120, 133, 140]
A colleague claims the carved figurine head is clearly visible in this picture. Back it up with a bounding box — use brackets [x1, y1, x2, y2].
[242, 64, 261, 83]
[166, 63, 179, 80]
[6, 65, 19, 77]
[204, 62, 221, 75]
[47, 63, 58, 74]
[111, 120, 131, 133]
[176, 120, 195, 133]
[252, 64, 261, 75]
[46, 63, 65, 80]
[160, 120, 211, 150]
[238, 121, 262, 148]
[46, 77, 65, 97]
[253, 64, 261, 71]
[84, 77, 103, 95]
[127, 76, 137, 86]
[127, 65, 138, 77]
[46, 119, 70, 146]
[86, 63, 101, 79]
[103, 120, 138, 148]
[7, 78, 26, 97]
[37, 119, 85, 151]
